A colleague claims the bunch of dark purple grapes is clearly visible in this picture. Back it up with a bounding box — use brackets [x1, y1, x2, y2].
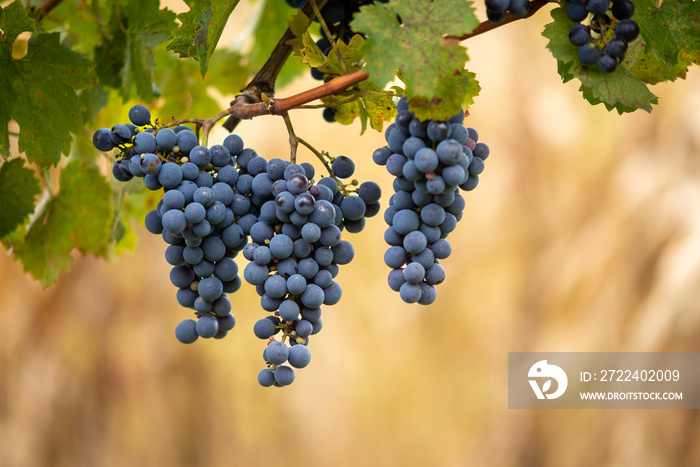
[566, 0, 639, 73]
[372, 97, 490, 305]
[94, 104, 383, 387]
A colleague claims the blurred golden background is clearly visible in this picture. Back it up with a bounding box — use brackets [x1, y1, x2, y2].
[2, 2, 700, 466]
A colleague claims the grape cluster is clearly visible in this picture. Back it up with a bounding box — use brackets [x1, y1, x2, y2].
[566, 0, 639, 73]
[245, 164, 381, 386]
[95, 106, 245, 343]
[95, 105, 381, 387]
[373, 97, 489, 304]
[485, 0, 532, 23]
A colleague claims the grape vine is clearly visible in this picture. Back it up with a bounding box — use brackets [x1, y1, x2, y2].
[0, 0, 697, 387]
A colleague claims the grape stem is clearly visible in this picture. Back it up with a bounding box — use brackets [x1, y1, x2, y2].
[445, 0, 552, 41]
[281, 112, 299, 164]
[294, 136, 347, 194]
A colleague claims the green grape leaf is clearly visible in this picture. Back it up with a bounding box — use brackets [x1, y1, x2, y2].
[317, 35, 365, 75]
[0, 1, 35, 157]
[41, 0, 102, 56]
[286, 9, 327, 69]
[323, 78, 397, 133]
[624, 36, 700, 84]
[0, 159, 41, 238]
[13, 161, 112, 287]
[95, 0, 176, 100]
[0, 33, 97, 168]
[168, 0, 240, 77]
[543, 7, 658, 113]
[635, 0, 700, 68]
[406, 55, 481, 121]
[0, 1, 35, 44]
[351, 0, 479, 120]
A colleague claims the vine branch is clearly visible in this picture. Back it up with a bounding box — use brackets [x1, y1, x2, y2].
[224, 70, 369, 121]
[222, 0, 330, 132]
[445, 0, 551, 41]
[39, 0, 64, 16]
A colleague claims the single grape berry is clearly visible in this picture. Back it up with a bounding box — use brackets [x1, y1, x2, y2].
[604, 37, 628, 59]
[578, 43, 600, 65]
[569, 24, 590, 47]
[599, 54, 618, 73]
[128, 104, 151, 126]
[566, 1, 589, 22]
[331, 155, 355, 178]
[587, 0, 610, 15]
[615, 19, 640, 42]
[323, 107, 337, 123]
[93, 128, 115, 151]
[611, 0, 635, 20]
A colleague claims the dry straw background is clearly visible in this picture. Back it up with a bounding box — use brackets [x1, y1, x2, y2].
[2, 2, 700, 466]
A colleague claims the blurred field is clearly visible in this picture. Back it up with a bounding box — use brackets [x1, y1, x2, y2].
[2, 4, 700, 467]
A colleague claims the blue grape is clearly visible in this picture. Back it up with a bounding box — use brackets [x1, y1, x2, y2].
[266, 341, 289, 364]
[128, 104, 151, 126]
[176, 130, 198, 154]
[258, 369, 276, 387]
[372, 147, 392, 165]
[569, 24, 590, 47]
[223, 134, 244, 156]
[274, 365, 295, 386]
[322, 281, 342, 305]
[254, 318, 276, 339]
[199, 276, 223, 301]
[403, 262, 426, 284]
[331, 155, 355, 178]
[279, 299, 300, 321]
[165, 244, 185, 265]
[155, 128, 177, 151]
[158, 162, 183, 188]
[599, 54, 618, 73]
[196, 315, 219, 338]
[288, 345, 311, 368]
[170, 265, 195, 288]
[133, 132, 156, 153]
[94, 128, 115, 151]
[162, 209, 187, 234]
[175, 319, 199, 344]
[144, 210, 163, 235]
[578, 43, 600, 65]
[301, 284, 325, 308]
[110, 124, 132, 144]
[183, 246, 204, 265]
[399, 282, 422, 303]
[567, 1, 589, 22]
[587, 0, 609, 15]
[217, 313, 236, 331]
[189, 145, 211, 168]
